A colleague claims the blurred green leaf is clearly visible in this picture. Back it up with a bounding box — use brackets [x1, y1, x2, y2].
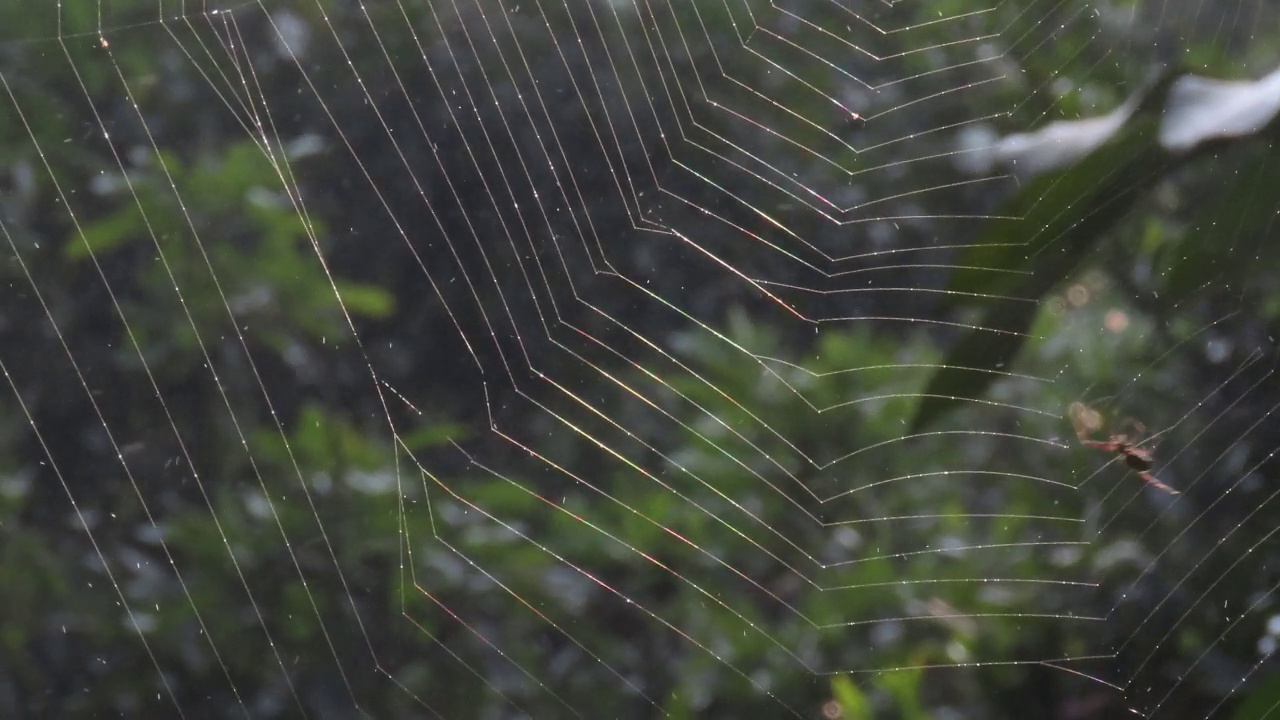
[915, 64, 1280, 430]
[64, 204, 143, 260]
[398, 419, 468, 450]
[830, 675, 871, 720]
[913, 73, 1178, 431]
[335, 280, 395, 318]
[879, 667, 927, 720]
[1159, 148, 1280, 306]
[1232, 669, 1280, 720]
[911, 299, 1041, 433]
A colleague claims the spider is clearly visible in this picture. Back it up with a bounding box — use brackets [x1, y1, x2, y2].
[1076, 419, 1180, 495]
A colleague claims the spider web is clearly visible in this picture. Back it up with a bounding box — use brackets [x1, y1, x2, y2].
[2, 0, 1279, 717]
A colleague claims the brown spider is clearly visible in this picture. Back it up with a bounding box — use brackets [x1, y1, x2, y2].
[1068, 405, 1179, 495]
[1081, 432, 1179, 495]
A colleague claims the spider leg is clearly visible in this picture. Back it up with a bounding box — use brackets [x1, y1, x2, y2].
[1138, 472, 1179, 495]
[1118, 418, 1147, 437]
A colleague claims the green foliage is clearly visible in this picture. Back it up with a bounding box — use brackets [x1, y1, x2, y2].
[913, 63, 1280, 430]
[1158, 148, 1280, 310]
[64, 141, 392, 374]
[1232, 670, 1280, 720]
[879, 667, 927, 720]
[831, 675, 871, 719]
[3, 0, 1279, 717]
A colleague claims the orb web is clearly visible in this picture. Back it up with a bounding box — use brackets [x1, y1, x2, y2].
[2, 0, 1278, 717]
